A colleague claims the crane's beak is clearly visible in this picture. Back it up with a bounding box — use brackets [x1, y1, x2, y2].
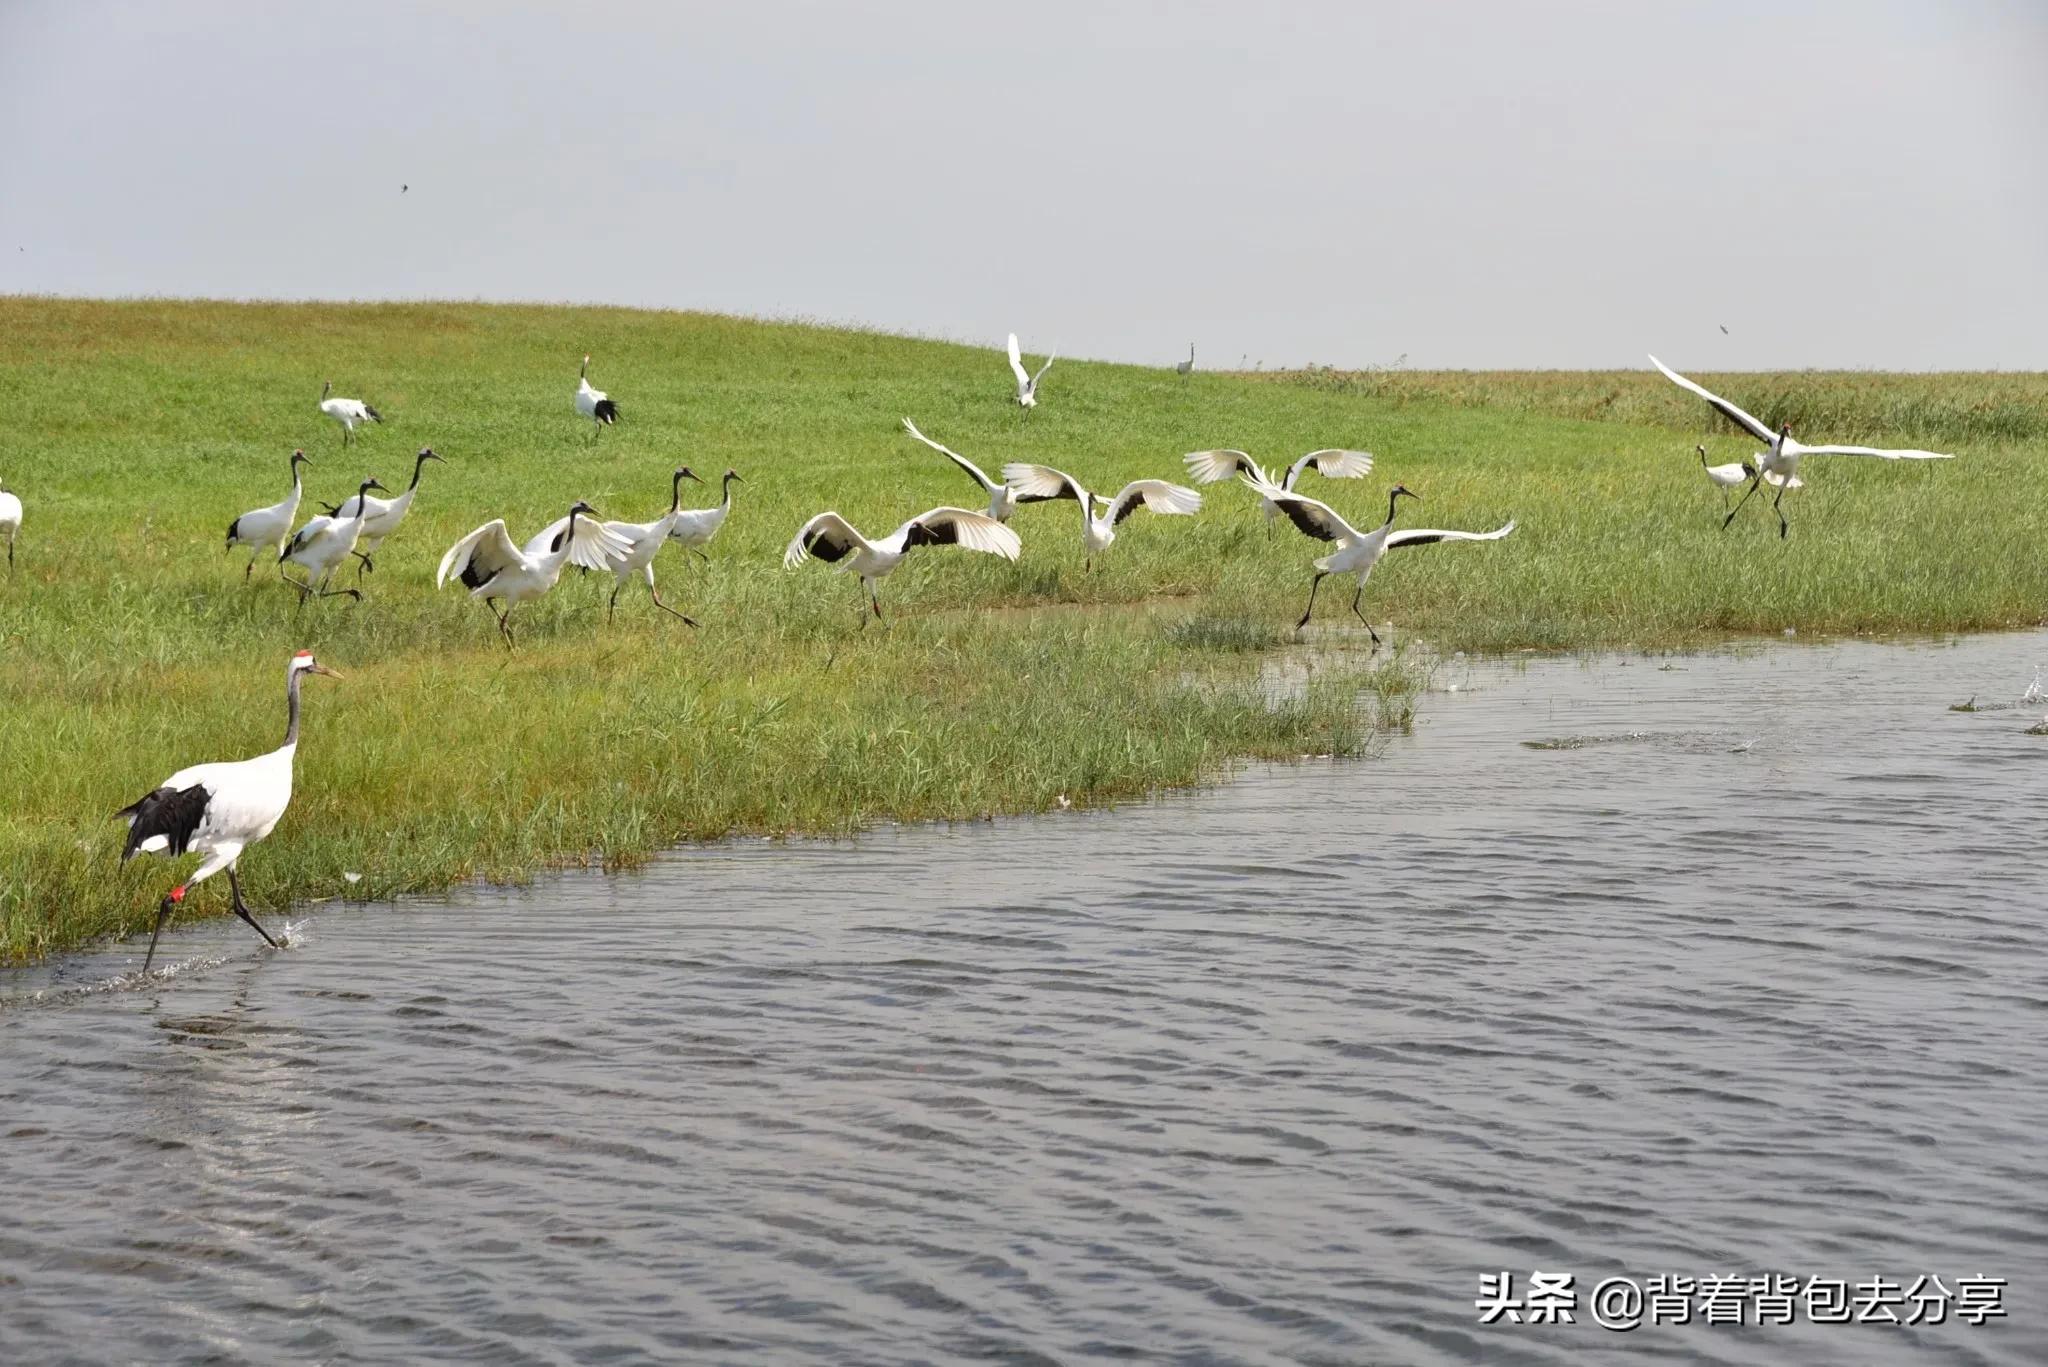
[310, 663, 342, 679]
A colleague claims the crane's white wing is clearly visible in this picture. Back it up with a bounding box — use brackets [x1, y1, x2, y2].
[1182, 449, 1258, 485]
[598, 519, 661, 567]
[1648, 355, 1775, 442]
[556, 513, 630, 570]
[1289, 449, 1374, 486]
[1244, 476, 1361, 543]
[1761, 469, 1804, 489]
[1006, 333, 1030, 388]
[1030, 350, 1056, 386]
[892, 507, 1023, 561]
[526, 517, 570, 558]
[1794, 443, 1955, 461]
[285, 514, 337, 551]
[902, 418, 998, 491]
[1001, 463, 1089, 504]
[1106, 480, 1201, 525]
[1384, 520, 1517, 551]
[437, 519, 523, 589]
[785, 512, 869, 568]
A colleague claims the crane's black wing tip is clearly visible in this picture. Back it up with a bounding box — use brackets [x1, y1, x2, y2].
[117, 784, 209, 862]
[804, 528, 855, 563]
[1277, 499, 1338, 542]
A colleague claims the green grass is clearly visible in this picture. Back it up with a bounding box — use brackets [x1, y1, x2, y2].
[1, 298, 2043, 962]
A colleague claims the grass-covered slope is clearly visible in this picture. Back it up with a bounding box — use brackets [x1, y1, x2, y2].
[0, 298, 2041, 961]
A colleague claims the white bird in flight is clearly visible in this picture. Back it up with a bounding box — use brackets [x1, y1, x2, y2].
[1007, 333, 1055, 409]
[1246, 475, 1514, 643]
[1001, 464, 1202, 571]
[784, 506, 1020, 624]
[318, 381, 382, 445]
[1649, 355, 1954, 538]
[1183, 447, 1375, 534]
[117, 650, 340, 973]
[437, 502, 629, 646]
[902, 418, 1015, 522]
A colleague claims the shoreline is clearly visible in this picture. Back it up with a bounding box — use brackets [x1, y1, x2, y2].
[2, 298, 2042, 962]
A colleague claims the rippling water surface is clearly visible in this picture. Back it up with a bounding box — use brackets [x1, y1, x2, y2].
[4, 635, 2045, 1365]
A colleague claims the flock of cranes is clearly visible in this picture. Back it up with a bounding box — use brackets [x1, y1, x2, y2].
[48, 340, 1963, 971]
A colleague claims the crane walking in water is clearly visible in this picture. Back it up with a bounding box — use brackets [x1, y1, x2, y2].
[118, 651, 341, 973]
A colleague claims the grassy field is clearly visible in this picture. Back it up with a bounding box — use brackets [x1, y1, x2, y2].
[2, 298, 2043, 962]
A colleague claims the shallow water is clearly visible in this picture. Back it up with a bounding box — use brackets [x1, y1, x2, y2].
[4, 634, 2044, 1365]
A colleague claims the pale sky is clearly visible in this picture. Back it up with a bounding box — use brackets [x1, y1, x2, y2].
[3, 1, 2044, 370]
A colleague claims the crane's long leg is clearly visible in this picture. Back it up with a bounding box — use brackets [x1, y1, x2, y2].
[1772, 482, 1790, 539]
[608, 581, 622, 624]
[491, 600, 516, 649]
[226, 866, 281, 949]
[862, 580, 882, 628]
[286, 567, 360, 606]
[692, 548, 711, 564]
[1296, 572, 1328, 628]
[1722, 473, 1765, 530]
[1349, 580, 1384, 647]
[141, 896, 175, 974]
[353, 550, 374, 580]
[646, 568, 698, 627]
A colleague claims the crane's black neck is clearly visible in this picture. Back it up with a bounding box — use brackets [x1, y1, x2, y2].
[408, 451, 433, 491]
[1382, 489, 1404, 527]
[721, 472, 738, 508]
[291, 459, 304, 490]
[670, 470, 686, 515]
[283, 667, 304, 747]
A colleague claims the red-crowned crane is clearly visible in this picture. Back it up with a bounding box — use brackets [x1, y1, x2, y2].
[784, 506, 1020, 624]
[1247, 474, 1514, 644]
[1001, 463, 1201, 571]
[117, 650, 341, 973]
[318, 381, 382, 445]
